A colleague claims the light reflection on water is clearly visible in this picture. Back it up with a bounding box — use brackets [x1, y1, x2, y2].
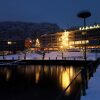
[0, 65, 81, 100]
[59, 67, 73, 94]
[17, 65, 80, 94]
[0, 68, 11, 81]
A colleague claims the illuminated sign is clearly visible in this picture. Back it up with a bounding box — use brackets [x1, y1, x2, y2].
[79, 24, 100, 30]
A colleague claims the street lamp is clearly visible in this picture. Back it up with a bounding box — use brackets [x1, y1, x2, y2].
[77, 11, 91, 61]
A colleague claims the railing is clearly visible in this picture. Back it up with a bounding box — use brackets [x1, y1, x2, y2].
[0, 59, 25, 66]
[56, 59, 100, 100]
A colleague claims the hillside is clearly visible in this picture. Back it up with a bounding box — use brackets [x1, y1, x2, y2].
[0, 22, 61, 40]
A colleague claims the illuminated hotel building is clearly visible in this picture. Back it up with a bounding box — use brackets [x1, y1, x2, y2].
[39, 24, 100, 50]
[39, 32, 63, 50]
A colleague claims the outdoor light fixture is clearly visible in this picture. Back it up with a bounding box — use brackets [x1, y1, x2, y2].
[77, 11, 91, 61]
[7, 41, 12, 45]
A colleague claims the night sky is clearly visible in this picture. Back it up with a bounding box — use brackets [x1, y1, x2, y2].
[0, 0, 100, 28]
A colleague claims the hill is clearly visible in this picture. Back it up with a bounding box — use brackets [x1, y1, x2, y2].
[0, 21, 61, 40]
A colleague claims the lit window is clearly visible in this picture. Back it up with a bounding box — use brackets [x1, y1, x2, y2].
[7, 41, 12, 45]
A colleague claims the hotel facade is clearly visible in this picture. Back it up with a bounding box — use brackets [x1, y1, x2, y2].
[39, 24, 100, 51]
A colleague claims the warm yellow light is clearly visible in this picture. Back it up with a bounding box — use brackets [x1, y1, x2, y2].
[59, 30, 69, 49]
[44, 66, 48, 74]
[60, 46, 63, 48]
[29, 40, 32, 43]
[69, 41, 74, 45]
[59, 67, 75, 95]
[59, 69, 71, 95]
[74, 40, 89, 45]
[81, 40, 89, 44]
[82, 32, 86, 35]
[35, 38, 40, 47]
[69, 67, 74, 78]
[35, 72, 40, 83]
[6, 70, 11, 81]
[7, 41, 12, 45]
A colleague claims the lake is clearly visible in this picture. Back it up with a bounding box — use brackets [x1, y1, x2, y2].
[0, 65, 82, 100]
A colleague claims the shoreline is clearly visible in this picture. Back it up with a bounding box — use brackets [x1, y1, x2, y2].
[0, 59, 95, 66]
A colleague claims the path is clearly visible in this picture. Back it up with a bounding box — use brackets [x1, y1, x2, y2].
[81, 64, 100, 100]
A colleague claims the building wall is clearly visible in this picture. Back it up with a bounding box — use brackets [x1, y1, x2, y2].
[39, 26, 100, 50]
[73, 28, 100, 48]
[39, 32, 63, 50]
[0, 40, 25, 53]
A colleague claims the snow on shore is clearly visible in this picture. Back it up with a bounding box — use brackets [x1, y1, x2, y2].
[81, 65, 100, 100]
[0, 51, 99, 60]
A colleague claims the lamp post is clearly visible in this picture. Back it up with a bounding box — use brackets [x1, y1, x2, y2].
[77, 11, 91, 61]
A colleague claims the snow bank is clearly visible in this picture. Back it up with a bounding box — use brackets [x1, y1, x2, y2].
[81, 65, 100, 100]
[0, 51, 99, 60]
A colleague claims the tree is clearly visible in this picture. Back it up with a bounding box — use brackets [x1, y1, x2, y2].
[35, 38, 40, 47]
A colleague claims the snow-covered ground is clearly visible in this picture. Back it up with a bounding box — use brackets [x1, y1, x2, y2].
[81, 64, 100, 100]
[0, 51, 100, 60]
[0, 52, 42, 60]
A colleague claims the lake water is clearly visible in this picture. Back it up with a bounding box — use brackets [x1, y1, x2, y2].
[0, 65, 82, 100]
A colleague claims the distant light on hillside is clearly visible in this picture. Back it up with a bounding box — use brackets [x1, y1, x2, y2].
[7, 41, 12, 45]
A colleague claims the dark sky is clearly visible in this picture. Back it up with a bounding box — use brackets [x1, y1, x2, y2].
[0, 0, 100, 28]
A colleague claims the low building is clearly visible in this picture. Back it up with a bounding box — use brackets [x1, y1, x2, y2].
[0, 39, 25, 54]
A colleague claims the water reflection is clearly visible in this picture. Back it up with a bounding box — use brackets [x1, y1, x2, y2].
[0, 68, 11, 81]
[59, 68, 70, 94]
[0, 65, 81, 100]
[17, 65, 79, 94]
